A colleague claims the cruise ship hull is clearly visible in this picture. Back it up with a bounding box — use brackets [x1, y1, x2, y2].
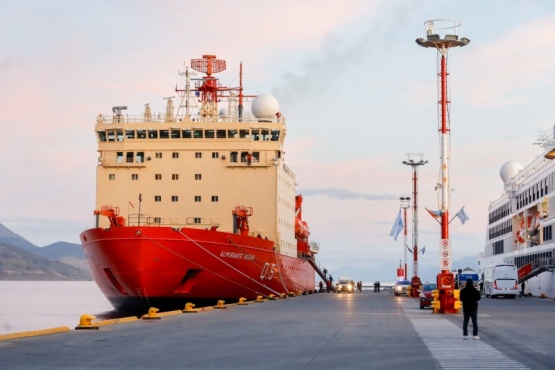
[81, 226, 315, 312]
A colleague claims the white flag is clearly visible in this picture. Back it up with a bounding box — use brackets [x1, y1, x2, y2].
[456, 207, 470, 225]
[390, 210, 404, 241]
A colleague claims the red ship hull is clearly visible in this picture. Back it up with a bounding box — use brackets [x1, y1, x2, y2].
[80, 226, 315, 312]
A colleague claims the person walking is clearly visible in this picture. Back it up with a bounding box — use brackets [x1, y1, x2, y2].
[521, 281, 525, 296]
[460, 278, 481, 340]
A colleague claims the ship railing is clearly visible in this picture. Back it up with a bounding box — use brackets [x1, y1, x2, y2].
[97, 114, 283, 125]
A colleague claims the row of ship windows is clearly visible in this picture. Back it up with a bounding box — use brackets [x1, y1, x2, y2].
[115, 151, 260, 163]
[489, 220, 512, 239]
[514, 250, 553, 269]
[99, 128, 281, 142]
[109, 174, 203, 181]
[516, 177, 549, 210]
[133, 195, 220, 203]
[489, 202, 510, 224]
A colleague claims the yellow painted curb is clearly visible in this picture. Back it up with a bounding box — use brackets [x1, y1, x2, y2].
[94, 316, 138, 327]
[157, 310, 183, 317]
[0, 326, 70, 341]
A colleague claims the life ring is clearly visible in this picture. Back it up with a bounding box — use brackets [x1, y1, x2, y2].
[516, 230, 525, 244]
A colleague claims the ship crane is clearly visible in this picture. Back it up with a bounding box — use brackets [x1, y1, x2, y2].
[94, 206, 126, 228]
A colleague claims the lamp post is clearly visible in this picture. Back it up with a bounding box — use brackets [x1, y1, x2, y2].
[399, 197, 411, 281]
[403, 154, 427, 297]
[416, 19, 470, 313]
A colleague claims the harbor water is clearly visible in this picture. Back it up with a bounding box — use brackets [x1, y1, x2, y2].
[0, 281, 113, 335]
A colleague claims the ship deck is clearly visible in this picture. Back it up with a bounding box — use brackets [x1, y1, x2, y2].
[1, 290, 554, 369]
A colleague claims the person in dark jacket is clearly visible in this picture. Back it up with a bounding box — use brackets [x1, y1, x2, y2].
[460, 278, 481, 340]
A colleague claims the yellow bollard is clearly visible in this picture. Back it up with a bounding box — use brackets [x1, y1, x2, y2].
[142, 307, 161, 320]
[237, 297, 249, 305]
[75, 314, 99, 330]
[214, 300, 227, 309]
[255, 295, 265, 302]
[268, 294, 276, 300]
[183, 302, 198, 313]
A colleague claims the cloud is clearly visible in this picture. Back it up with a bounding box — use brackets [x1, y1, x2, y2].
[300, 187, 397, 201]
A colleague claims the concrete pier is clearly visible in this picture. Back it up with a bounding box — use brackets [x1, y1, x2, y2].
[0, 290, 553, 369]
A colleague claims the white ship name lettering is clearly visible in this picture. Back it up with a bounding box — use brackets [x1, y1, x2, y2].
[219, 251, 255, 260]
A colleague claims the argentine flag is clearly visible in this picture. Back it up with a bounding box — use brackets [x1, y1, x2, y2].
[390, 210, 404, 241]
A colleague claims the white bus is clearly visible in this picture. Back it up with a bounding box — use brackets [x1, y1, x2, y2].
[482, 264, 519, 298]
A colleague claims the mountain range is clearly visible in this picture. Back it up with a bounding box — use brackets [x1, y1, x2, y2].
[0, 223, 91, 280]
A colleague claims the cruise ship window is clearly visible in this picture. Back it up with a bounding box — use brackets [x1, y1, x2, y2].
[172, 174, 179, 180]
[195, 152, 202, 158]
[239, 130, 250, 139]
[261, 129, 269, 141]
[205, 130, 215, 139]
[183, 129, 192, 138]
[195, 196, 201, 202]
[171, 129, 181, 139]
[160, 130, 170, 139]
[109, 174, 115, 180]
[154, 217, 161, 224]
[155, 174, 162, 180]
[195, 174, 202, 180]
[212, 152, 219, 159]
[171, 196, 178, 202]
[172, 152, 179, 159]
[211, 196, 219, 202]
[194, 218, 201, 224]
[154, 195, 161, 202]
[230, 151, 238, 162]
[156, 152, 163, 159]
[193, 129, 203, 138]
[131, 174, 138, 180]
[126, 130, 135, 139]
[137, 130, 146, 139]
[216, 130, 226, 138]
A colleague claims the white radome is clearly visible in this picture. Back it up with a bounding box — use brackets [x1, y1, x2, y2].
[219, 107, 228, 117]
[500, 161, 523, 184]
[251, 94, 279, 119]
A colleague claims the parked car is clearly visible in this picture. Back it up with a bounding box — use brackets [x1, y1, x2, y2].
[394, 280, 411, 296]
[419, 283, 437, 309]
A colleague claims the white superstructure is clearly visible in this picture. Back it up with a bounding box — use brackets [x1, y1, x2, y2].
[479, 127, 555, 297]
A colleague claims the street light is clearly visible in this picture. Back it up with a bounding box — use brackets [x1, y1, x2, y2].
[416, 19, 469, 313]
[403, 154, 427, 297]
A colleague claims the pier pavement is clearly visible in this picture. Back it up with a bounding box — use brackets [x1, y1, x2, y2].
[0, 290, 553, 369]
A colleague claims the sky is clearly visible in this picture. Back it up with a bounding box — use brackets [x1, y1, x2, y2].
[2, 1, 555, 282]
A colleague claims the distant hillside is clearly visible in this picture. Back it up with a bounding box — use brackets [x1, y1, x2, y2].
[0, 223, 90, 279]
[35, 241, 85, 260]
[0, 243, 92, 281]
[0, 223, 40, 254]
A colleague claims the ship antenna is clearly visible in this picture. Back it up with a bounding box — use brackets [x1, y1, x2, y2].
[239, 62, 243, 121]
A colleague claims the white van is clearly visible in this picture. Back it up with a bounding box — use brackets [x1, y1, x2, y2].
[482, 264, 519, 298]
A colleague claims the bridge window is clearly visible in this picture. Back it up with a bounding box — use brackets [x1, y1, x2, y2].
[172, 174, 179, 180]
[171, 129, 181, 138]
[183, 129, 192, 138]
[205, 130, 215, 138]
[137, 130, 146, 139]
[195, 196, 201, 202]
[172, 152, 179, 159]
[126, 130, 135, 139]
[171, 196, 178, 202]
[195, 152, 202, 159]
[109, 174, 115, 180]
[217, 130, 226, 138]
[148, 130, 158, 139]
[193, 129, 203, 138]
[212, 152, 219, 159]
[155, 152, 162, 159]
[131, 174, 138, 180]
[212, 196, 219, 202]
[195, 174, 202, 180]
[155, 174, 162, 180]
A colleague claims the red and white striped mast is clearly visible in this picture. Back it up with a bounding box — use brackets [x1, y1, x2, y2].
[416, 19, 470, 313]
